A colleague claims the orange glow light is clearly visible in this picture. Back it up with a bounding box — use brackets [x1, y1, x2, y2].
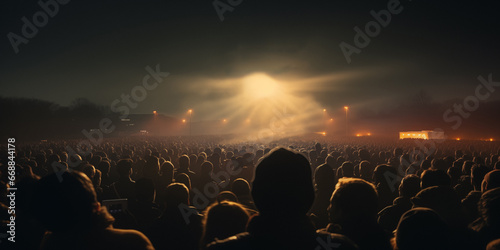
[356, 134, 361, 137]
[456, 138, 461, 141]
[329, 118, 333, 122]
[322, 132, 326, 136]
[182, 119, 186, 123]
[490, 138, 494, 141]
[367, 133, 371, 136]
[153, 111, 157, 114]
[344, 106, 349, 110]
[323, 109, 326, 112]
[188, 109, 192, 113]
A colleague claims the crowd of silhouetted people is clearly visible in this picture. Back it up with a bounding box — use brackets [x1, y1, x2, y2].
[1, 136, 500, 249]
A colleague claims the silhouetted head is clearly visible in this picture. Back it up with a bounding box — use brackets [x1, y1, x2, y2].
[431, 158, 446, 171]
[478, 187, 500, 230]
[232, 178, 251, 198]
[164, 183, 189, 208]
[373, 164, 397, 185]
[329, 178, 378, 223]
[34, 171, 106, 232]
[216, 191, 238, 203]
[420, 169, 451, 189]
[395, 208, 449, 250]
[399, 175, 421, 198]
[202, 201, 249, 246]
[314, 163, 336, 192]
[359, 161, 372, 181]
[200, 161, 214, 177]
[482, 170, 500, 192]
[81, 163, 96, 180]
[462, 161, 474, 175]
[420, 159, 431, 171]
[144, 155, 160, 179]
[176, 173, 191, 191]
[116, 159, 133, 178]
[340, 161, 355, 178]
[251, 148, 314, 217]
[487, 238, 500, 250]
[97, 160, 110, 176]
[160, 161, 174, 182]
[179, 154, 190, 170]
[471, 164, 489, 191]
[411, 186, 460, 222]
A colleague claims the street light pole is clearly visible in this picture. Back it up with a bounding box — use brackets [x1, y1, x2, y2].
[344, 106, 348, 137]
[188, 109, 192, 136]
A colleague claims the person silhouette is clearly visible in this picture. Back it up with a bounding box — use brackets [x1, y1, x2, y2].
[207, 147, 358, 250]
[33, 171, 154, 250]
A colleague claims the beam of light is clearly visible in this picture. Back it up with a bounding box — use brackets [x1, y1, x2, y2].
[243, 73, 282, 100]
[163, 72, 336, 138]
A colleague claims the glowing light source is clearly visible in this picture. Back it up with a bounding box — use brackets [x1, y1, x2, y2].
[490, 138, 494, 141]
[456, 138, 461, 141]
[188, 109, 192, 114]
[344, 106, 349, 110]
[356, 134, 361, 137]
[182, 119, 186, 123]
[153, 111, 157, 115]
[323, 109, 326, 112]
[367, 133, 371, 136]
[329, 118, 333, 122]
[223, 119, 227, 122]
[243, 73, 280, 100]
[322, 132, 326, 136]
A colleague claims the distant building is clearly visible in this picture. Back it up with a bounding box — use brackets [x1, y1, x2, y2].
[399, 130, 445, 140]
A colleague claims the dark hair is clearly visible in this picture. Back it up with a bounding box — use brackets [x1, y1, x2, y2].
[202, 201, 249, 247]
[34, 171, 112, 232]
[330, 178, 378, 222]
[251, 148, 314, 216]
[164, 183, 189, 207]
[420, 169, 451, 189]
[399, 175, 421, 198]
[116, 159, 133, 177]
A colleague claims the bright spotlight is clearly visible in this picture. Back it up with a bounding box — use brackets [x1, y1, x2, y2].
[243, 73, 280, 100]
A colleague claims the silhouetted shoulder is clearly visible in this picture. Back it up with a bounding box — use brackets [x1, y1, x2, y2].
[207, 231, 358, 250]
[41, 228, 154, 250]
[104, 228, 155, 250]
[206, 232, 254, 250]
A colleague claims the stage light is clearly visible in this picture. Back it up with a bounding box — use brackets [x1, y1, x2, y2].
[243, 73, 280, 100]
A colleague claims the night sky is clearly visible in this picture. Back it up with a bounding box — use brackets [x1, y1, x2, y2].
[1, 0, 499, 131]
